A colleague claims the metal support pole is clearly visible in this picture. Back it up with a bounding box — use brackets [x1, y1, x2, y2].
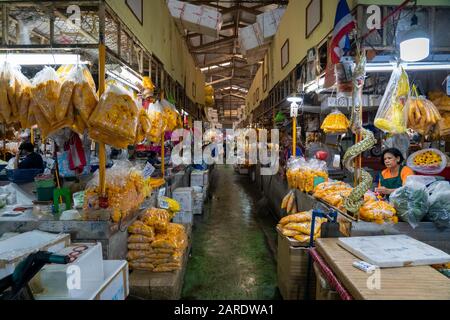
[292, 116, 297, 158]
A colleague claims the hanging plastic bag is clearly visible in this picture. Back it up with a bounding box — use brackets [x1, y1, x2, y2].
[31, 66, 61, 123]
[321, 109, 350, 134]
[0, 61, 16, 123]
[426, 181, 450, 229]
[147, 101, 166, 143]
[374, 66, 409, 134]
[56, 67, 76, 122]
[407, 148, 447, 175]
[389, 176, 429, 229]
[72, 66, 98, 123]
[407, 86, 442, 135]
[161, 99, 179, 132]
[89, 82, 138, 149]
[14, 68, 32, 128]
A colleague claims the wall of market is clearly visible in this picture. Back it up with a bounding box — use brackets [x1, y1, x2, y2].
[106, 0, 205, 105]
[245, 0, 450, 114]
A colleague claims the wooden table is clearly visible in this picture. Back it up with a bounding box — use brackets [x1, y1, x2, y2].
[316, 238, 450, 300]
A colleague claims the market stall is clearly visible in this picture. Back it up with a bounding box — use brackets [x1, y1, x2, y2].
[244, 2, 450, 301]
[0, 1, 208, 300]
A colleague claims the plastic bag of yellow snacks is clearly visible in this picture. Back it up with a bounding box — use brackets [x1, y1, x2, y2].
[89, 83, 138, 148]
[147, 101, 167, 142]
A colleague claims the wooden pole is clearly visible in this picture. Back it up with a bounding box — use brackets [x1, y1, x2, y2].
[98, 43, 107, 196]
[161, 132, 165, 178]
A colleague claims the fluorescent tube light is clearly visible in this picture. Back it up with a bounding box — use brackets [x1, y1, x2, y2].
[366, 62, 450, 72]
[0, 53, 89, 65]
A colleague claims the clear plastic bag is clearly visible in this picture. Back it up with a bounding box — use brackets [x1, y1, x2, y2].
[407, 148, 447, 175]
[389, 177, 429, 228]
[15, 68, 32, 128]
[72, 66, 98, 123]
[321, 109, 350, 134]
[407, 91, 442, 135]
[31, 66, 61, 123]
[88, 82, 138, 148]
[426, 181, 450, 229]
[374, 66, 409, 134]
[56, 66, 76, 122]
[161, 99, 179, 132]
[147, 101, 166, 143]
[0, 62, 16, 123]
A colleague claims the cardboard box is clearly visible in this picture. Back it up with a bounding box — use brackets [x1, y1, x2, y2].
[167, 0, 223, 37]
[256, 8, 285, 41]
[239, 23, 265, 52]
[313, 262, 340, 300]
[277, 230, 315, 300]
[172, 187, 194, 212]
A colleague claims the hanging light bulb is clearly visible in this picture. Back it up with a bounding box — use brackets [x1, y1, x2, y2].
[399, 13, 430, 62]
[287, 92, 303, 103]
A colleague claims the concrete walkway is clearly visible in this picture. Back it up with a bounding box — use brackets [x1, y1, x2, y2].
[182, 165, 279, 300]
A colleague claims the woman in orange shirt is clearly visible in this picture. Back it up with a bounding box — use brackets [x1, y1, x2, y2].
[375, 148, 414, 196]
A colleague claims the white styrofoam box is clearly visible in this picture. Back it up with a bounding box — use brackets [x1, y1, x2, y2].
[167, 0, 223, 37]
[173, 211, 194, 225]
[172, 187, 194, 212]
[191, 170, 206, 187]
[34, 260, 129, 300]
[193, 193, 203, 215]
[256, 8, 286, 40]
[239, 23, 265, 52]
[33, 243, 104, 298]
[0, 231, 71, 280]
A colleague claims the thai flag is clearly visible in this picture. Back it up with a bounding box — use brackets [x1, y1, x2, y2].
[330, 0, 355, 64]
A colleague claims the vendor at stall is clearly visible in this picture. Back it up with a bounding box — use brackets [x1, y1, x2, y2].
[375, 148, 414, 196]
[15, 142, 44, 170]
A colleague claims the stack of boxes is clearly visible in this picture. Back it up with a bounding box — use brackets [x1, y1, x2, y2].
[171, 187, 194, 226]
[190, 170, 209, 215]
[167, 0, 223, 37]
[239, 8, 286, 62]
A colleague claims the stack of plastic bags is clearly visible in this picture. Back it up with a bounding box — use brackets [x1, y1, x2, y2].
[83, 161, 153, 222]
[89, 82, 138, 149]
[277, 211, 327, 243]
[359, 198, 398, 224]
[313, 181, 353, 212]
[127, 208, 187, 272]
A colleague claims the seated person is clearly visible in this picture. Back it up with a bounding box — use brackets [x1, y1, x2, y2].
[375, 148, 414, 196]
[146, 151, 160, 167]
[15, 142, 44, 170]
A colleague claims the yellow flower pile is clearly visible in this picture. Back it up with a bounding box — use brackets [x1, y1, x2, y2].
[287, 168, 328, 193]
[359, 199, 398, 224]
[83, 168, 153, 223]
[321, 111, 350, 134]
[413, 150, 442, 167]
[127, 219, 187, 273]
[147, 101, 167, 143]
[89, 83, 138, 149]
[277, 211, 327, 243]
[161, 100, 180, 132]
[313, 181, 353, 212]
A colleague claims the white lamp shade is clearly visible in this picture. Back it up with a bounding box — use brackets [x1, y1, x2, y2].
[400, 37, 430, 62]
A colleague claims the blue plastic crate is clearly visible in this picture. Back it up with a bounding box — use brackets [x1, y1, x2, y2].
[7, 169, 44, 184]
